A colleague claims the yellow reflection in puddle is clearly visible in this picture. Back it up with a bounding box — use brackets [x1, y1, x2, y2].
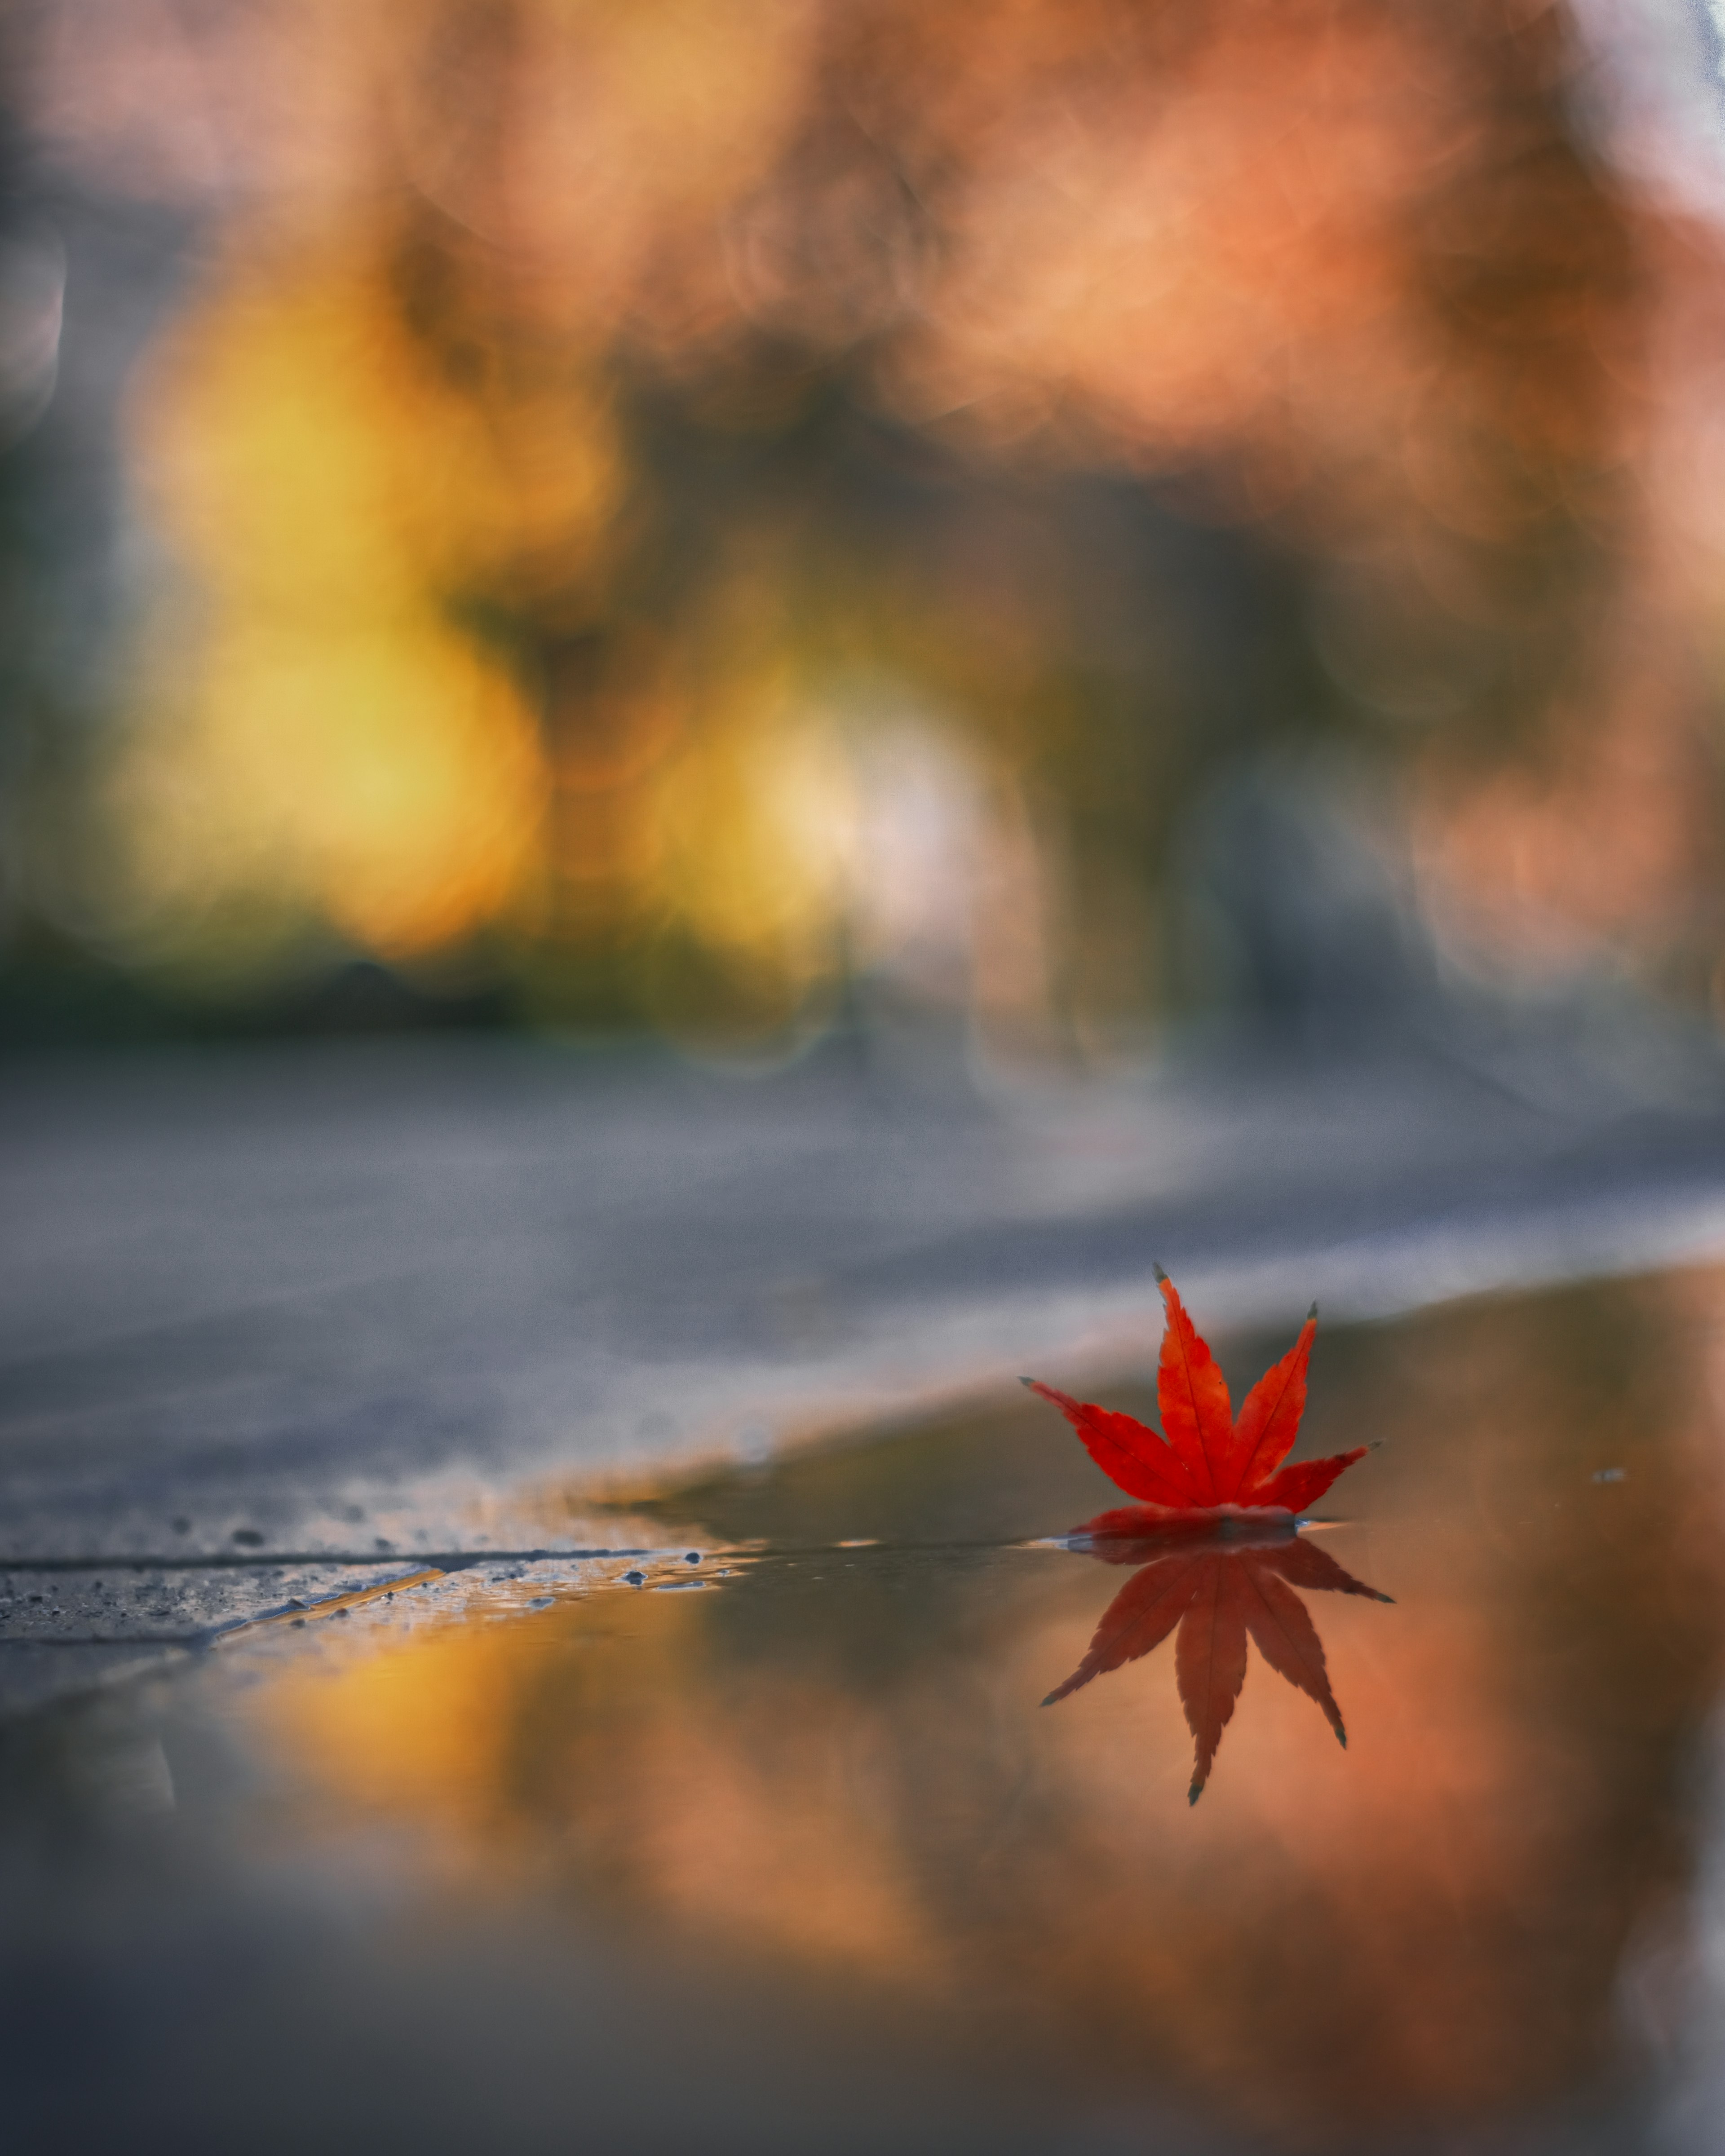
[253, 1270, 1725, 2143]
[265, 1570, 948, 1987]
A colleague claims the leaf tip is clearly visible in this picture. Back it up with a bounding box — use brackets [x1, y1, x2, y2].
[1152, 1261, 1169, 1284]
[1335, 1725, 1348, 1749]
[1307, 1300, 1319, 1321]
[1188, 1781, 1203, 1806]
[1019, 1375, 1035, 1388]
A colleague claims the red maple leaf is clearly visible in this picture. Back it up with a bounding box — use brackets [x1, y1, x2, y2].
[1042, 1520, 1392, 1803]
[1023, 1268, 1369, 1521]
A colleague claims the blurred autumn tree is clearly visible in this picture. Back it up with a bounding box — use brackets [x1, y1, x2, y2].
[1, 0, 1718, 1054]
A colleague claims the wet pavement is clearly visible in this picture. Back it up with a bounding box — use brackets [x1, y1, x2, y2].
[6, 1025, 1725, 1695]
[8, 1035, 1725, 2149]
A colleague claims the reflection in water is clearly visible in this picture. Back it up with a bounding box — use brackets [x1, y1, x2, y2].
[235, 1271, 1725, 2147]
[1045, 1519, 1392, 1803]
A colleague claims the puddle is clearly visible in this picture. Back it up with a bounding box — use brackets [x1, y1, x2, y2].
[7, 1267, 1725, 2152]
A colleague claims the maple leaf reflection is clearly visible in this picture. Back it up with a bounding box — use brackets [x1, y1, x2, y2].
[1044, 1513, 1391, 1805]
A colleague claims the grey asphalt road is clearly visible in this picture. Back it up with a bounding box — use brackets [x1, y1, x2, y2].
[3, 1012, 1724, 1713]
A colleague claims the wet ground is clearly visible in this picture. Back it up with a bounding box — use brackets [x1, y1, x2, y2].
[8, 1263, 1725, 2152]
[9, 1033, 1725, 2151]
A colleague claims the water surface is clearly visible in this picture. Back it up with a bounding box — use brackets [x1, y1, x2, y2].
[8, 1268, 1725, 2152]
